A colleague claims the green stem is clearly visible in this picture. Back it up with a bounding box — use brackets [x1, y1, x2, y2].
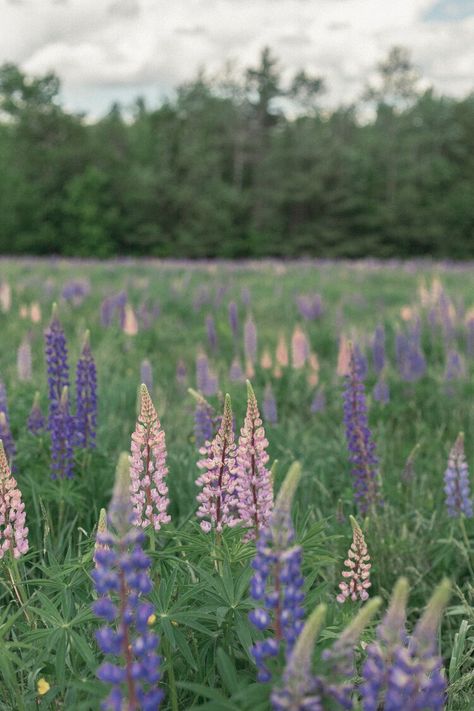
[459, 517, 474, 578]
[214, 531, 223, 576]
[149, 528, 155, 553]
[163, 637, 178, 711]
[7, 555, 34, 626]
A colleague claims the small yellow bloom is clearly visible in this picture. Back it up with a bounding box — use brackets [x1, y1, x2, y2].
[37, 678, 50, 695]
[147, 614, 156, 625]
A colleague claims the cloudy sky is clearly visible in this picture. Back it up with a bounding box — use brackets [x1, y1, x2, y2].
[1, 0, 474, 115]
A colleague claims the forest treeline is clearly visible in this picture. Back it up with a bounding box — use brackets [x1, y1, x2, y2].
[1, 47, 473, 258]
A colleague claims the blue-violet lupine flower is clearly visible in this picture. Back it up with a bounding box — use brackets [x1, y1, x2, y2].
[263, 384, 278, 425]
[44, 304, 70, 429]
[50, 386, 75, 479]
[444, 432, 473, 518]
[75, 330, 97, 449]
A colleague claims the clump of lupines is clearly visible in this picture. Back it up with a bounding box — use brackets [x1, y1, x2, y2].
[130, 385, 170, 531]
[17, 337, 32, 381]
[336, 516, 371, 603]
[196, 394, 239, 533]
[444, 432, 472, 518]
[249, 463, 305, 682]
[361, 579, 450, 711]
[236, 382, 273, 539]
[0, 412, 16, 465]
[50, 386, 75, 479]
[75, 330, 98, 449]
[28, 392, 45, 435]
[92, 453, 163, 711]
[0, 440, 28, 559]
[343, 346, 381, 515]
[44, 304, 70, 428]
[263, 383, 278, 425]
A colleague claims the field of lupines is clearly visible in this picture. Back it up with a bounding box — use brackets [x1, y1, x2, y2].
[0, 257, 474, 711]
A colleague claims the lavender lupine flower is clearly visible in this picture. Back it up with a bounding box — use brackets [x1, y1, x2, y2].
[62, 278, 90, 306]
[244, 315, 258, 365]
[176, 360, 187, 387]
[0, 440, 28, 559]
[92, 453, 163, 711]
[336, 516, 371, 603]
[249, 463, 305, 682]
[295, 293, 323, 321]
[50, 386, 75, 479]
[140, 359, 153, 394]
[28, 392, 45, 435]
[196, 352, 218, 397]
[0, 412, 16, 465]
[310, 389, 326, 414]
[343, 347, 381, 515]
[130, 385, 170, 531]
[353, 343, 368, 380]
[372, 325, 386, 375]
[443, 349, 465, 393]
[194, 399, 216, 447]
[206, 314, 218, 352]
[75, 330, 98, 450]
[229, 357, 245, 383]
[44, 304, 69, 428]
[228, 301, 239, 339]
[195, 394, 239, 533]
[236, 382, 273, 540]
[373, 376, 390, 404]
[444, 433, 473, 518]
[395, 329, 426, 382]
[263, 384, 278, 425]
[17, 338, 32, 381]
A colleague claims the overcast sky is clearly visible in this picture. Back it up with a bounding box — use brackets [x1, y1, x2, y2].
[1, 0, 474, 115]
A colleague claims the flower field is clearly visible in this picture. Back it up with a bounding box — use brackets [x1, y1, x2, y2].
[0, 257, 473, 710]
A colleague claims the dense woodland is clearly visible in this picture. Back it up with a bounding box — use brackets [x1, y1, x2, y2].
[1, 47, 473, 258]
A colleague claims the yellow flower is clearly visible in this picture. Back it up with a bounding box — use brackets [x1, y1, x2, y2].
[147, 614, 156, 625]
[37, 678, 50, 695]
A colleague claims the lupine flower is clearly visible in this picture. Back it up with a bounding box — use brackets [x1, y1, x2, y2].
[337, 335, 351, 377]
[44, 304, 69, 428]
[0, 281, 11, 313]
[395, 328, 426, 382]
[0, 412, 16, 465]
[260, 349, 273, 370]
[443, 349, 465, 394]
[310, 389, 326, 414]
[50, 386, 75, 479]
[28, 392, 45, 435]
[372, 325, 386, 375]
[0, 380, 9, 420]
[193, 397, 217, 447]
[263, 384, 278, 425]
[122, 304, 138, 336]
[373, 376, 390, 404]
[196, 394, 239, 533]
[94, 508, 109, 568]
[130, 385, 170, 531]
[229, 357, 245, 383]
[228, 301, 239, 339]
[343, 347, 381, 514]
[30, 302, 42, 323]
[353, 343, 368, 380]
[295, 293, 323, 321]
[291, 326, 309, 369]
[140, 359, 153, 394]
[62, 278, 90, 305]
[196, 352, 218, 396]
[236, 382, 273, 540]
[275, 334, 289, 368]
[249, 463, 305, 682]
[17, 338, 32, 381]
[444, 433, 473, 518]
[176, 360, 187, 386]
[206, 314, 218, 352]
[336, 516, 371, 603]
[0, 440, 28, 559]
[75, 330, 98, 449]
[244, 315, 258, 365]
[92, 453, 163, 711]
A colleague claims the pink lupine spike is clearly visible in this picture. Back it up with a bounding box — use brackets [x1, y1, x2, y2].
[336, 516, 371, 603]
[236, 381, 273, 540]
[129, 384, 170, 530]
[291, 325, 309, 369]
[0, 440, 29, 560]
[195, 394, 240, 533]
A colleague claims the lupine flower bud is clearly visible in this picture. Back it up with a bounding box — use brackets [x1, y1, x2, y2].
[94, 508, 109, 568]
[0, 281, 11, 313]
[310, 389, 326, 414]
[122, 304, 138, 336]
[30, 302, 42, 323]
[0, 440, 28, 559]
[17, 337, 32, 381]
[444, 433, 472, 518]
[260, 349, 273, 370]
[196, 394, 239, 533]
[130, 385, 170, 531]
[336, 516, 371, 603]
[50, 386, 75, 479]
[44, 304, 69, 429]
[75, 330, 97, 450]
[236, 382, 273, 540]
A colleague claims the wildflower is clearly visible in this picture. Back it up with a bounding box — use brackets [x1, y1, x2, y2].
[196, 352, 218, 397]
[37, 679, 50, 696]
[336, 335, 351, 377]
[249, 463, 305, 682]
[130, 385, 170, 531]
[336, 516, 371, 603]
[175, 360, 187, 386]
[44, 304, 69, 428]
[0, 412, 16, 465]
[206, 314, 218, 352]
[343, 347, 381, 514]
[50, 386, 75, 479]
[193, 397, 217, 447]
[372, 325, 386, 375]
[373, 376, 390, 404]
[228, 301, 239, 339]
[0, 440, 28, 559]
[310, 389, 326, 414]
[195, 394, 239, 533]
[263, 384, 278, 425]
[94, 508, 109, 568]
[244, 315, 258, 365]
[353, 342, 368, 380]
[75, 330, 97, 449]
[291, 326, 309, 369]
[275, 333, 289, 368]
[140, 359, 153, 394]
[30, 302, 42, 323]
[92, 453, 163, 711]
[295, 293, 323, 321]
[0, 281, 11, 313]
[444, 349, 465, 394]
[444, 433, 472, 518]
[260, 349, 273, 370]
[395, 327, 426, 382]
[17, 338, 32, 381]
[62, 278, 90, 305]
[229, 357, 245, 383]
[236, 382, 273, 539]
[28, 392, 45, 435]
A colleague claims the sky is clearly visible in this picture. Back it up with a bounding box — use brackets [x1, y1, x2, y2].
[1, 0, 474, 116]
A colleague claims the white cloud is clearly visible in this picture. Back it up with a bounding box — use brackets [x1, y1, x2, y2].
[1, 0, 473, 115]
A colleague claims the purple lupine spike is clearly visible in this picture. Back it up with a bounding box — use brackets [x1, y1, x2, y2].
[343, 347, 381, 515]
[28, 392, 45, 435]
[0, 412, 16, 465]
[244, 315, 258, 365]
[263, 384, 278, 425]
[140, 359, 153, 394]
[176, 360, 187, 387]
[205, 314, 218, 353]
[196, 352, 213, 395]
[443, 349, 465, 394]
[249, 464, 305, 682]
[310, 389, 326, 414]
[444, 433, 472, 518]
[295, 293, 323, 321]
[50, 386, 75, 479]
[17, 338, 32, 382]
[373, 376, 390, 404]
[336, 516, 371, 603]
[193, 399, 216, 447]
[395, 329, 426, 382]
[92, 453, 164, 711]
[195, 394, 239, 533]
[75, 330, 97, 450]
[0, 440, 29, 560]
[44, 304, 70, 429]
[372, 325, 386, 375]
[353, 343, 368, 380]
[229, 357, 245, 383]
[62, 278, 90, 306]
[228, 301, 239, 339]
[129, 385, 170, 531]
[236, 382, 273, 540]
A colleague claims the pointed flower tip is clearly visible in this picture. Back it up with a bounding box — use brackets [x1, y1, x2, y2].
[97, 508, 108, 535]
[275, 462, 302, 513]
[60, 385, 69, 405]
[246, 379, 255, 397]
[82, 329, 90, 347]
[349, 515, 363, 534]
[391, 576, 410, 605]
[290, 603, 327, 669]
[340, 597, 381, 644]
[51, 302, 59, 320]
[114, 451, 131, 496]
[140, 382, 149, 396]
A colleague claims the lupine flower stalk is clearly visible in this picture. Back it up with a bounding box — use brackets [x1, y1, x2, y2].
[92, 453, 163, 711]
[17, 338, 32, 381]
[94, 508, 108, 568]
[75, 330, 98, 449]
[129, 385, 170, 531]
[343, 346, 381, 514]
[336, 516, 371, 603]
[244, 315, 258, 365]
[444, 433, 473, 518]
[44, 304, 69, 428]
[291, 326, 309, 369]
[0, 440, 28, 559]
[275, 334, 289, 368]
[236, 381, 273, 539]
[373, 376, 390, 404]
[50, 386, 75, 479]
[28, 392, 45, 435]
[195, 394, 239, 533]
[228, 301, 239, 339]
[263, 384, 278, 425]
[249, 463, 305, 682]
[337, 335, 351, 377]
